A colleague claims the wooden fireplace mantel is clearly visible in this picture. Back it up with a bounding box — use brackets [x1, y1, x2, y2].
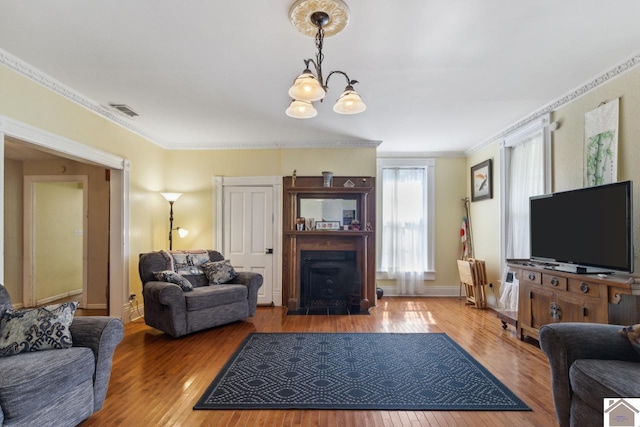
[282, 176, 376, 313]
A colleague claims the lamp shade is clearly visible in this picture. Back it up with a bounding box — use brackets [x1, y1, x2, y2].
[286, 100, 318, 119]
[177, 227, 189, 238]
[161, 192, 182, 202]
[333, 86, 366, 115]
[288, 70, 325, 102]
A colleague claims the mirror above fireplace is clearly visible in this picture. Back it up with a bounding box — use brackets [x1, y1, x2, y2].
[299, 198, 357, 226]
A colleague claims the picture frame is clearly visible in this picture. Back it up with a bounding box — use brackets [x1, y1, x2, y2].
[315, 221, 341, 230]
[471, 159, 493, 202]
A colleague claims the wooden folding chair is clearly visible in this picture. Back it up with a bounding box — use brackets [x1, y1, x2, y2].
[457, 258, 487, 309]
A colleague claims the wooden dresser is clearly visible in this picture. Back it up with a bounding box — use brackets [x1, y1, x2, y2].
[508, 262, 640, 340]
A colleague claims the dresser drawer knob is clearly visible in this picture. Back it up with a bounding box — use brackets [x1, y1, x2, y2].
[528, 273, 535, 281]
[550, 277, 559, 286]
[579, 282, 589, 293]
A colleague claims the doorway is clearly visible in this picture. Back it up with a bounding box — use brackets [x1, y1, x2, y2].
[23, 176, 88, 308]
[1, 116, 129, 320]
[215, 176, 282, 306]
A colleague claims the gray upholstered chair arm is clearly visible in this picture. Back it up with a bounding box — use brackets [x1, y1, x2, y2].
[70, 317, 124, 411]
[142, 281, 188, 337]
[229, 272, 264, 315]
[143, 281, 186, 307]
[539, 322, 639, 427]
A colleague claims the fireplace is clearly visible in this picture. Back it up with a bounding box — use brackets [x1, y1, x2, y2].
[282, 175, 376, 313]
[300, 251, 359, 312]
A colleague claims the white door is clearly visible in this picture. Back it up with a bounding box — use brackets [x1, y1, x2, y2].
[223, 186, 274, 305]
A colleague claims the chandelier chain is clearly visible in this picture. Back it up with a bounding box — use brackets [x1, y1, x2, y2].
[315, 26, 325, 90]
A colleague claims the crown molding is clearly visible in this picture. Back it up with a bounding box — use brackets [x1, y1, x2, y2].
[160, 139, 382, 150]
[0, 49, 164, 147]
[466, 52, 640, 156]
[377, 151, 465, 158]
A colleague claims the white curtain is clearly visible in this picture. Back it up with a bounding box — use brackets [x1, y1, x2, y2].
[380, 168, 426, 295]
[501, 132, 545, 310]
[505, 132, 545, 260]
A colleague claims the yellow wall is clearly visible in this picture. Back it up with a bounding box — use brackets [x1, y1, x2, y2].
[34, 182, 83, 301]
[467, 64, 640, 293]
[7, 58, 638, 310]
[552, 65, 640, 271]
[0, 64, 380, 305]
[21, 160, 111, 306]
[0, 66, 166, 303]
[162, 147, 378, 252]
[434, 157, 468, 286]
[466, 143, 502, 287]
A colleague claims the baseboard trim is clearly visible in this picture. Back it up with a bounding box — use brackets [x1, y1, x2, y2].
[37, 289, 83, 305]
[124, 302, 144, 323]
[377, 285, 460, 297]
[85, 303, 107, 310]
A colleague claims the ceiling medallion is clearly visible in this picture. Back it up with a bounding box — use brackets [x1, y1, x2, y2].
[289, 0, 350, 38]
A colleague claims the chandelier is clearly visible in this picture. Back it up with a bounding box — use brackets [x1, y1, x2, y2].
[286, 0, 366, 119]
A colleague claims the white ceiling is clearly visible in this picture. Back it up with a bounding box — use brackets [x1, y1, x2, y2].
[2, 1, 640, 154]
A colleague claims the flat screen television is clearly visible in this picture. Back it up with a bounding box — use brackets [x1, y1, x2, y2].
[529, 180, 633, 274]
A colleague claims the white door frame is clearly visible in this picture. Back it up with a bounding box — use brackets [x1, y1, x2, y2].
[23, 175, 89, 307]
[214, 176, 282, 306]
[0, 115, 130, 320]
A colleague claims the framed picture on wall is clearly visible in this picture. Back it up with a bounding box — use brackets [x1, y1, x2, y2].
[471, 159, 493, 202]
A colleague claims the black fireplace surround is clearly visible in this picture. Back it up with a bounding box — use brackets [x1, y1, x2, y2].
[299, 250, 360, 313]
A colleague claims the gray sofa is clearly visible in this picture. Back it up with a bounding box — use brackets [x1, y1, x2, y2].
[138, 250, 263, 337]
[539, 322, 640, 427]
[0, 285, 124, 426]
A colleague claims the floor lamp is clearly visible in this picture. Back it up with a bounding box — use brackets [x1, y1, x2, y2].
[161, 192, 188, 250]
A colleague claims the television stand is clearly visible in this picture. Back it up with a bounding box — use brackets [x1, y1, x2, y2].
[508, 262, 640, 341]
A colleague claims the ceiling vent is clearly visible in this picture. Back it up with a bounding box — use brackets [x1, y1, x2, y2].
[108, 103, 139, 118]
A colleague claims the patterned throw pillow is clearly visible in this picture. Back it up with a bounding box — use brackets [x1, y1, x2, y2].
[170, 250, 211, 276]
[0, 301, 78, 357]
[154, 270, 194, 291]
[621, 324, 640, 356]
[202, 260, 238, 285]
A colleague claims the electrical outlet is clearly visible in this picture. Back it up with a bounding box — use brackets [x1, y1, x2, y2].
[129, 293, 136, 301]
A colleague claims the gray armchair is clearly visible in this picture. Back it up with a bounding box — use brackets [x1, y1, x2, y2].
[139, 250, 263, 337]
[539, 322, 640, 427]
[0, 285, 124, 426]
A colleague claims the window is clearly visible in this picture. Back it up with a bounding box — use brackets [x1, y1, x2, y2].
[500, 115, 552, 269]
[376, 158, 435, 295]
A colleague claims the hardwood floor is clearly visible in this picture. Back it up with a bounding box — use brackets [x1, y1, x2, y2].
[83, 298, 558, 427]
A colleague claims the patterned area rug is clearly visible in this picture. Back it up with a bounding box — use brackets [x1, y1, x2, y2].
[194, 333, 530, 411]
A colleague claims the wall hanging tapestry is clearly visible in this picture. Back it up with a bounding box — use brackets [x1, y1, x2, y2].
[585, 98, 619, 186]
[194, 332, 530, 411]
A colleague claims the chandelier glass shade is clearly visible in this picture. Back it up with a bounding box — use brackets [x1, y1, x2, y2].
[288, 69, 326, 102]
[286, 99, 318, 119]
[286, 0, 365, 119]
[333, 85, 366, 114]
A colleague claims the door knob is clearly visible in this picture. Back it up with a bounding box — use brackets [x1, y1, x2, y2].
[265, 248, 273, 254]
